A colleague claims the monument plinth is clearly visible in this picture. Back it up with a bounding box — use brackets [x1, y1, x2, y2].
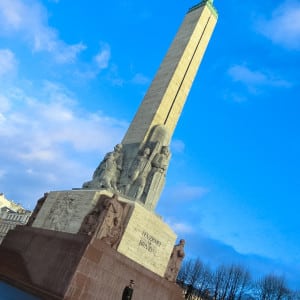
[0, 1, 218, 299]
[30, 191, 176, 276]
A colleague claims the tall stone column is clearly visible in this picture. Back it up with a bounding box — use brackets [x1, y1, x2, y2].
[123, 0, 218, 145]
[83, 0, 218, 211]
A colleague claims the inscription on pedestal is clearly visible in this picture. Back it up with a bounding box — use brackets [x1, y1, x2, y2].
[117, 202, 176, 276]
[138, 231, 162, 254]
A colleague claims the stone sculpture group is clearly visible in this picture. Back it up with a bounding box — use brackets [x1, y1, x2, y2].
[82, 125, 171, 210]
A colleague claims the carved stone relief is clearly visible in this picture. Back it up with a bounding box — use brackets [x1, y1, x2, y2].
[78, 200, 103, 236]
[164, 239, 185, 282]
[79, 194, 129, 249]
[45, 193, 75, 232]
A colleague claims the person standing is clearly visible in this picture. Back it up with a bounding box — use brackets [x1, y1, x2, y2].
[122, 279, 135, 300]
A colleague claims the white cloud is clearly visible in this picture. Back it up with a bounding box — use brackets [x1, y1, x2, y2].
[0, 94, 11, 112]
[131, 73, 150, 85]
[0, 49, 17, 77]
[93, 44, 126, 86]
[256, 1, 300, 50]
[228, 65, 291, 92]
[171, 222, 195, 234]
[171, 139, 185, 154]
[19, 148, 58, 162]
[0, 169, 6, 178]
[0, 114, 6, 123]
[0, 0, 86, 63]
[0, 81, 127, 162]
[0, 80, 128, 205]
[168, 183, 209, 200]
[95, 43, 111, 70]
[53, 42, 86, 64]
[107, 64, 125, 86]
[229, 65, 267, 85]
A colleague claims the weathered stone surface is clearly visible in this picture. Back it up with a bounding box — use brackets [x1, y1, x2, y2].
[82, 125, 172, 211]
[64, 240, 183, 300]
[0, 226, 89, 299]
[122, 3, 217, 145]
[31, 191, 176, 276]
[165, 239, 185, 281]
[0, 226, 183, 300]
[117, 201, 176, 276]
[32, 190, 112, 234]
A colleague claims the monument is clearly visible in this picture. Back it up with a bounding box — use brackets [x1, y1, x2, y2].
[0, 1, 218, 299]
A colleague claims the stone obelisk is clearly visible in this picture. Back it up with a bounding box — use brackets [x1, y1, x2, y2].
[83, 0, 218, 211]
[0, 2, 218, 300]
[123, 0, 217, 145]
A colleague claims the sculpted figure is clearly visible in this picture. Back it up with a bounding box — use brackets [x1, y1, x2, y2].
[101, 216, 123, 248]
[143, 145, 170, 208]
[82, 144, 123, 190]
[103, 194, 123, 220]
[80, 194, 124, 237]
[112, 143, 124, 177]
[151, 146, 170, 173]
[127, 148, 151, 186]
[94, 144, 123, 179]
[98, 152, 118, 190]
[98, 194, 124, 239]
[79, 206, 102, 235]
[127, 147, 151, 199]
[165, 239, 185, 282]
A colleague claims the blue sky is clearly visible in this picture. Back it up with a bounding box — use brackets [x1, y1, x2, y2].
[0, 0, 300, 289]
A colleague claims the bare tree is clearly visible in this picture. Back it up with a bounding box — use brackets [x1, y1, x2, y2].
[209, 264, 252, 300]
[184, 259, 204, 299]
[255, 274, 291, 300]
[195, 264, 212, 299]
[178, 258, 298, 300]
[178, 259, 194, 286]
[178, 258, 213, 299]
[211, 265, 227, 300]
[236, 268, 251, 300]
[228, 265, 251, 300]
[288, 290, 300, 300]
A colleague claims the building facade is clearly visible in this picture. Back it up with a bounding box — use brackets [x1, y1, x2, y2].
[0, 193, 31, 244]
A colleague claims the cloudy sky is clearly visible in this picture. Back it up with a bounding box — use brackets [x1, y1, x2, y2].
[0, 0, 300, 289]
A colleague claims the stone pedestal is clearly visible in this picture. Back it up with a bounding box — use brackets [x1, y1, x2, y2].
[0, 226, 183, 300]
[0, 190, 182, 299]
[30, 190, 176, 276]
[0, 226, 89, 299]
